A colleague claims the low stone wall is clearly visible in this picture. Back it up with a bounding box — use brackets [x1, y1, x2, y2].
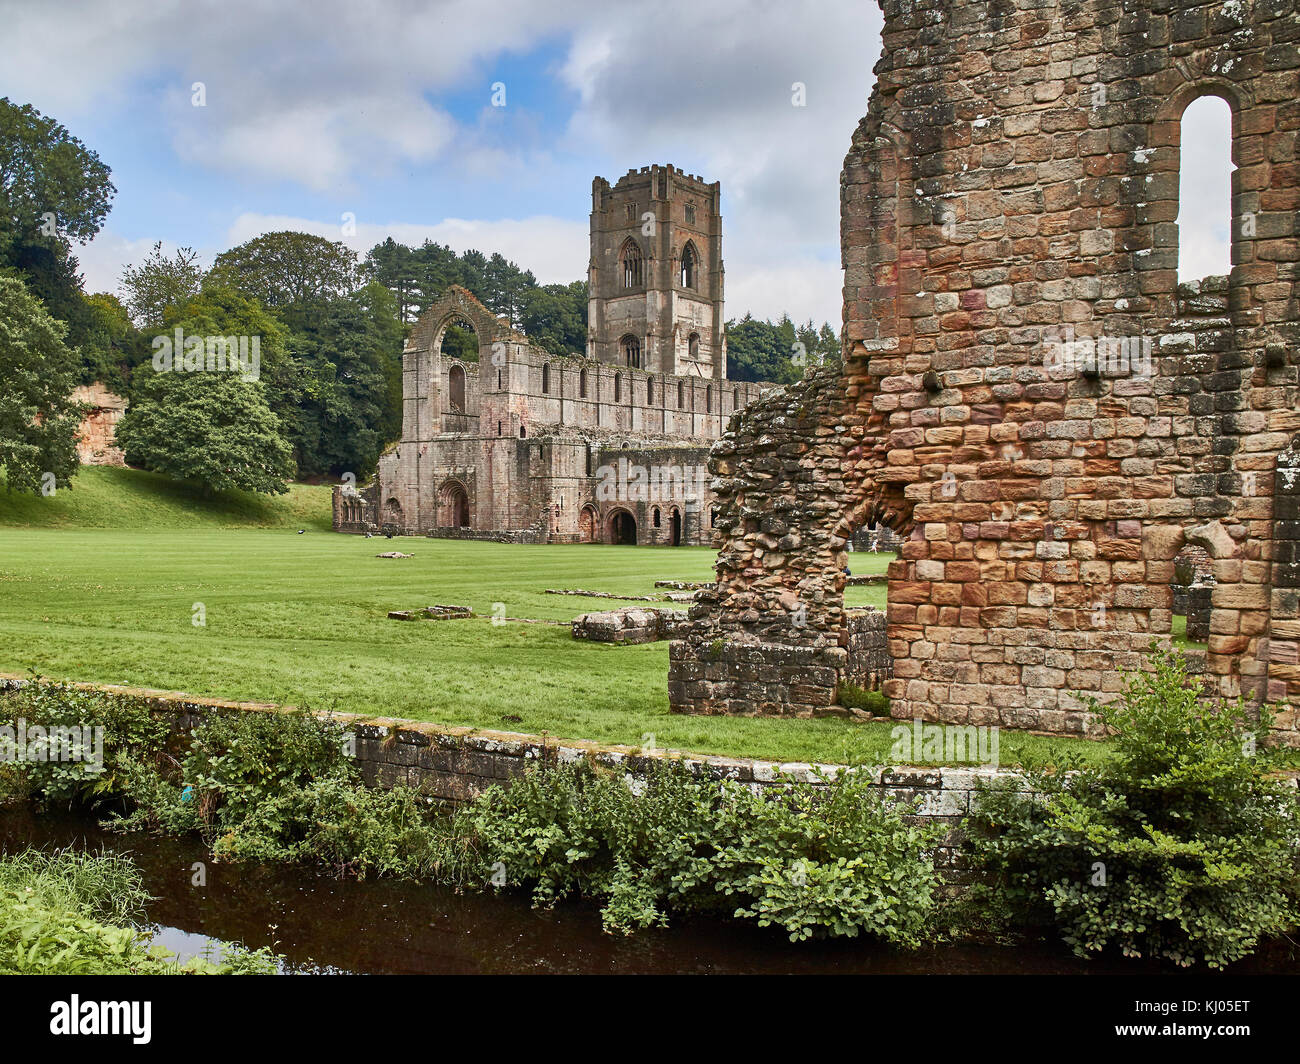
[1186, 584, 1213, 644]
[424, 527, 543, 544]
[0, 674, 1010, 871]
[669, 640, 847, 717]
[571, 606, 691, 644]
[843, 609, 892, 690]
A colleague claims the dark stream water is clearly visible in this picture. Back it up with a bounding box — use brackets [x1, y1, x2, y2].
[4, 806, 1299, 975]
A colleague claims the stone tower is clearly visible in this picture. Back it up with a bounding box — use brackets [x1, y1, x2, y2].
[587, 164, 726, 380]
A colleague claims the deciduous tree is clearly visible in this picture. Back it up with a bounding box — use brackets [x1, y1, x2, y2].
[0, 274, 83, 494]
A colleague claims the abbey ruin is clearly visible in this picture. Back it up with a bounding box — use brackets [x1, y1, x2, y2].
[670, 0, 1300, 743]
[334, 165, 769, 545]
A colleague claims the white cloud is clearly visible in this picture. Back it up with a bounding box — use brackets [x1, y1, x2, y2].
[728, 258, 844, 329]
[7, 0, 882, 325]
[555, 0, 882, 325]
[0, 0, 590, 188]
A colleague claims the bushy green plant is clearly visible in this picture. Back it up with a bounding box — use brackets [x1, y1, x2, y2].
[210, 776, 474, 882]
[471, 760, 939, 942]
[181, 708, 353, 822]
[0, 679, 173, 808]
[965, 648, 1300, 968]
[0, 846, 149, 924]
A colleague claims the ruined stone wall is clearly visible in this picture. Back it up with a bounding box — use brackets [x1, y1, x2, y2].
[72, 383, 127, 467]
[672, 0, 1300, 741]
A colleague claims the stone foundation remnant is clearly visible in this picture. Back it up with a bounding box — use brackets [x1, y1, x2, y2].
[388, 605, 473, 621]
[571, 607, 691, 644]
[671, 0, 1300, 742]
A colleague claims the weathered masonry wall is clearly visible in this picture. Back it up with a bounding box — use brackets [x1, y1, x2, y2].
[72, 383, 127, 467]
[671, 0, 1300, 743]
[844, 609, 894, 690]
[0, 676, 995, 868]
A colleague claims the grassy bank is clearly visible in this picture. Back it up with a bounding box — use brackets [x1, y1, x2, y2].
[0, 466, 333, 531]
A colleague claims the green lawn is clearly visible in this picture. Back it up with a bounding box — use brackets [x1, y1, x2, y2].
[0, 468, 1105, 766]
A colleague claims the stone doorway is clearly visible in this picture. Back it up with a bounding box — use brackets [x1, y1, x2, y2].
[579, 506, 598, 543]
[437, 481, 471, 528]
[609, 510, 637, 545]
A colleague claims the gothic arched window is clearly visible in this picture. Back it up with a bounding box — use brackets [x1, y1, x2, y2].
[621, 238, 643, 288]
[680, 241, 698, 289]
[620, 334, 642, 369]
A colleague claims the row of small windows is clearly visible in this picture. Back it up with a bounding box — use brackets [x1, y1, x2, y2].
[458, 360, 739, 413]
[618, 239, 700, 291]
[624, 200, 696, 224]
[650, 506, 716, 528]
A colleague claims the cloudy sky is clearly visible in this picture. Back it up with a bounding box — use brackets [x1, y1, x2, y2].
[0, 0, 1231, 328]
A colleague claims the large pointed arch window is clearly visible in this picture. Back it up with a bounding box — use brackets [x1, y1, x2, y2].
[620, 238, 643, 288]
[680, 241, 698, 289]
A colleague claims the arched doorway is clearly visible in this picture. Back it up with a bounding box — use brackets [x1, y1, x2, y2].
[579, 505, 598, 543]
[383, 497, 404, 533]
[609, 509, 637, 545]
[437, 481, 470, 528]
[670, 507, 682, 546]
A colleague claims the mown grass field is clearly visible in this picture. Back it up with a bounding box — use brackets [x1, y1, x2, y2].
[0, 467, 1108, 766]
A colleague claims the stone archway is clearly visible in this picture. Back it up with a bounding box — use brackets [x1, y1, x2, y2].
[447, 363, 467, 412]
[437, 480, 471, 528]
[383, 498, 404, 531]
[609, 509, 637, 545]
[579, 505, 598, 543]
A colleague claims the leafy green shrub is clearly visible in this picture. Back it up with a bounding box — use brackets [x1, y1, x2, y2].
[210, 776, 474, 882]
[0, 680, 173, 808]
[471, 760, 940, 943]
[965, 648, 1300, 968]
[5, 684, 939, 944]
[100, 708, 471, 882]
[181, 708, 353, 822]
